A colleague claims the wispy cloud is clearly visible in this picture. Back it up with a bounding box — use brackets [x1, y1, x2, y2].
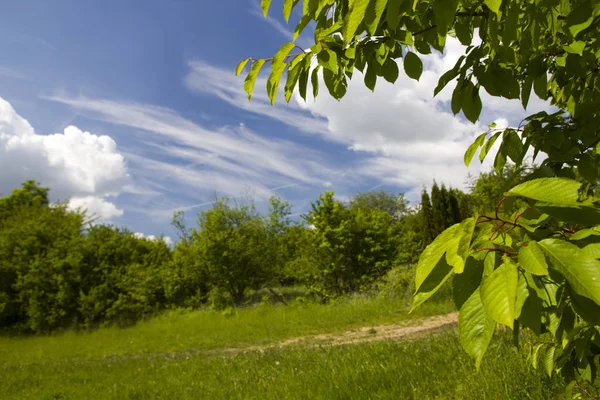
[0, 66, 30, 81]
[45, 93, 340, 218]
[249, 0, 313, 49]
[184, 61, 328, 136]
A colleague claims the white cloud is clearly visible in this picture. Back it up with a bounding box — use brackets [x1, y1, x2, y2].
[68, 196, 124, 221]
[183, 37, 554, 200]
[133, 232, 173, 246]
[0, 97, 129, 202]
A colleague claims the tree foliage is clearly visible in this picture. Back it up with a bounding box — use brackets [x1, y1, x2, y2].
[243, 0, 600, 385]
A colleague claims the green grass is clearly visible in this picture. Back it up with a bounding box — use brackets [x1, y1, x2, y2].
[1, 329, 570, 400]
[0, 294, 453, 365]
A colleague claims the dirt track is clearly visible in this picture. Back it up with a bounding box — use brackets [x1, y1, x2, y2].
[227, 312, 459, 355]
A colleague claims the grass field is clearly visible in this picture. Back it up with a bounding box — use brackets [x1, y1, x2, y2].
[2, 329, 569, 400]
[0, 294, 453, 364]
[1, 294, 594, 399]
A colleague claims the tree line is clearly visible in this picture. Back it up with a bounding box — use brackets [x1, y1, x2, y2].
[0, 167, 522, 333]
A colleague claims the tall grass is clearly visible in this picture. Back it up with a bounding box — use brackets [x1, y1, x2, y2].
[0, 294, 454, 365]
[1, 329, 573, 400]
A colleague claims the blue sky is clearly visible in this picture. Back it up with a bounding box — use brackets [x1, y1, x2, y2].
[0, 0, 551, 242]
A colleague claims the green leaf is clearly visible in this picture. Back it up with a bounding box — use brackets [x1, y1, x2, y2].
[563, 40, 585, 55]
[446, 217, 477, 273]
[317, 49, 338, 72]
[412, 257, 454, 310]
[519, 280, 542, 334]
[364, 63, 377, 91]
[386, 0, 403, 30]
[311, 67, 320, 99]
[518, 241, 549, 276]
[464, 133, 486, 167]
[433, 57, 463, 96]
[298, 60, 310, 101]
[451, 83, 463, 115]
[403, 52, 423, 81]
[294, 15, 312, 40]
[567, 2, 594, 37]
[480, 257, 518, 327]
[479, 131, 501, 162]
[521, 75, 533, 109]
[539, 238, 600, 305]
[501, 130, 524, 164]
[542, 346, 556, 377]
[505, 178, 587, 205]
[453, 257, 484, 310]
[462, 82, 482, 123]
[533, 73, 548, 100]
[343, 0, 370, 44]
[535, 203, 600, 226]
[514, 271, 529, 319]
[381, 59, 399, 83]
[578, 152, 599, 182]
[244, 60, 266, 100]
[570, 227, 600, 241]
[364, 0, 387, 35]
[414, 223, 462, 291]
[284, 59, 305, 102]
[484, 0, 502, 14]
[459, 288, 496, 370]
[283, 0, 298, 22]
[261, 0, 272, 16]
[236, 58, 250, 76]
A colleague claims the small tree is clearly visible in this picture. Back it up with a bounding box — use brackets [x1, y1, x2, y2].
[195, 198, 269, 304]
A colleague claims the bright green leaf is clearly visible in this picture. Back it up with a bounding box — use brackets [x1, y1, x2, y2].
[464, 133, 486, 167]
[236, 58, 250, 76]
[484, 0, 502, 14]
[283, 0, 298, 22]
[480, 258, 518, 327]
[539, 238, 600, 305]
[244, 60, 266, 100]
[343, 0, 370, 44]
[479, 131, 501, 162]
[518, 241, 549, 276]
[261, 0, 272, 16]
[364, 0, 388, 35]
[415, 223, 462, 291]
[459, 288, 496, 370]
[506, 178, 587, 205]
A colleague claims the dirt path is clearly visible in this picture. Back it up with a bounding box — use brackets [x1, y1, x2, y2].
[225, 312, 459, 355]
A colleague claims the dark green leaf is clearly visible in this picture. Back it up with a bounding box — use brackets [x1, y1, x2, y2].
[403, 51, 423, 81]
[311, 67, 320, 99]
[386, 0, 403, 30]
[364, 63, 377, 91]
[462, 82, 483, 123]
[453, 257, 484, 310]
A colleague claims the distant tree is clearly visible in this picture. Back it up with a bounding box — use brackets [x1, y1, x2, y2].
[349, 190, 408, 221]
[420, 189, 435, 243]
[301, 191, 397, 299]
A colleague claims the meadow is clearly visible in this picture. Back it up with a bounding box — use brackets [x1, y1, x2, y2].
[2, 293, 594, 400]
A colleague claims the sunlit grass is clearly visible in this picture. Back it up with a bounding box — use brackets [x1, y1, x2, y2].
[0, 294, 454, 365]
[1, 329, 570, 400]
